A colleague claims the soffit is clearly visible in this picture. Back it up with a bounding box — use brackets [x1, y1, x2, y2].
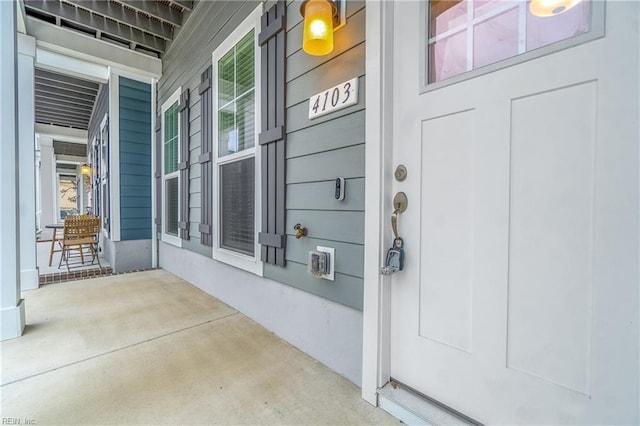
[23, 0, 193, 58]
[35, 68, 101, 130]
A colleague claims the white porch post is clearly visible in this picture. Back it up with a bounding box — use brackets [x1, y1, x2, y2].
[18, 33, 39, 291]
[39, 136, 57, 226]
[0, 0, 26, 340]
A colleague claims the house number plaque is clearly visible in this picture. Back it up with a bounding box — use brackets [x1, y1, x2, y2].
[308, 77, 359, 120]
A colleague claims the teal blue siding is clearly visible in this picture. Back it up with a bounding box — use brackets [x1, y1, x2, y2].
[119, 77, 152, 241]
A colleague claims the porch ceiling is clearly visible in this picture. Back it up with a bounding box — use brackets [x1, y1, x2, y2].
[35, 68, 101, 130]
[23, 0, 193, 57]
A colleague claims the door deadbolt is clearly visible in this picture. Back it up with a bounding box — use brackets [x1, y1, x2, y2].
[393, 192, 408, 214]
[394, 165, 407, 182]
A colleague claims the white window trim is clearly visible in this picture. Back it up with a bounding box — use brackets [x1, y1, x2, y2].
[99, 113, 110, 237]
[419, 0, 606, 92]
[211, 4, 263, 276]
[56, 171, 79, 221]
[161, 87, 182, 247]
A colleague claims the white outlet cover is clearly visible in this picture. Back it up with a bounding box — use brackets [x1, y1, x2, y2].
[316, 246, 335, 281]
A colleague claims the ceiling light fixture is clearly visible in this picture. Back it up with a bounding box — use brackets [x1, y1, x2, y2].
[529, 0, 583, 17]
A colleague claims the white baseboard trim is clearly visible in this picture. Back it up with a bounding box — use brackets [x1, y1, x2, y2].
[20, 267, 39, 291]
[1, 299, 25, 341]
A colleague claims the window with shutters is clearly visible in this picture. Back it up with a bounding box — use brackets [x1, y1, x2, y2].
[161, 88, 182, 247]
[212, 5, 262, 275]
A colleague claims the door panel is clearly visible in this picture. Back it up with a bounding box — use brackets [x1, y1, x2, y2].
[389, 1, 639, 424]
[419, 110, 475, 354]
[506, 82, 597, 395]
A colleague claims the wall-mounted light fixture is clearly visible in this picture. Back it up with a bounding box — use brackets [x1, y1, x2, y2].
[529, 0, 583, 17]
[80, 164, 91, 175]
[300, 0, 346, 56]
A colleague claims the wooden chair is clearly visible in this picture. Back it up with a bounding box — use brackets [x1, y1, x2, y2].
[58, 215, 102, 271]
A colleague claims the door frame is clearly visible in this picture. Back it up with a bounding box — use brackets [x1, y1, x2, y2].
[362, 0, 394, 405]
[361, 0, 615, 406]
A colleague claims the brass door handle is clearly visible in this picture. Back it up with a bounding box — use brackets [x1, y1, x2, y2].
[391, 192, 408, 239]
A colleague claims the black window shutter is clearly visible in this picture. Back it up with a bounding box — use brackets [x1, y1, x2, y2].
[155, 114, 162, 233]
[178, 89, 190, 240]
[258, 0, 286, 266]
[198, 66, 213, 246]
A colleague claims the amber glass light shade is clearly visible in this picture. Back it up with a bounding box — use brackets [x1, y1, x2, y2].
[80, 164, 91, 175]
[302, 0, 335, 56]
[529, 0, 583, 17]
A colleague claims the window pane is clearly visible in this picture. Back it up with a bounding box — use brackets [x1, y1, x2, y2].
[219, 106, 237, 155]
[473, 0, 508, 18]
[218, 30, 255, 157]
[428, 30, 467, 84]
[473, 7, 519, 69]
[236, 91, 255, 152]
[427, 0, 592, 84]
[166, 177, 179, 236]
[218, 52, 235, 107]
[430, 0, 466, 38]
[59, 175, 77, 219]
[164, 102, 179, 174]
[236, 31, 255, 95]
[220, 157, 255, 256]
[526, 1, 590, 50]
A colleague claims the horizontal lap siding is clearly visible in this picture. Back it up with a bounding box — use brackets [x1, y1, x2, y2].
[263, 1, 366, 311]
[158, 0, 367, 311]
[88, 82, 109, 143]
[158, 0, 259, 251]
[120, 77, 152, 241]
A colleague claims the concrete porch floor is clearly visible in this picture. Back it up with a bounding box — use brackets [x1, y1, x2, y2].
[0, 269, 397, 425]
[37, 240, 111, 276]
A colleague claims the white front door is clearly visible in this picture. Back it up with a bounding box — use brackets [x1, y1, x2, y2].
[388, 1, 639, 423]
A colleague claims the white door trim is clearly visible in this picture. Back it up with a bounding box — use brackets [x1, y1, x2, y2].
[362, 0, 394, 406]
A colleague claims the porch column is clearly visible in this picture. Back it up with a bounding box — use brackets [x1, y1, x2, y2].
[39, 136, 56, 226]
[0, 0, 26, 340]
[18, 34, 38, 291]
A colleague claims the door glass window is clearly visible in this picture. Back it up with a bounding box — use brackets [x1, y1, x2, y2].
[59, 175, 78, 220]
[427, 0, 591, 83]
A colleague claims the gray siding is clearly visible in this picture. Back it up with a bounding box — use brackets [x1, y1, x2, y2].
[88, 82, 109, 144]
[157, 0, 367, 311]
[267, 0, 366, 310]
[158, 0, 260, 258]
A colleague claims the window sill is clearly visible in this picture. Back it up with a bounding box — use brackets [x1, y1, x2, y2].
[213, 247, 263, 277]
[162, 233, 182, 248]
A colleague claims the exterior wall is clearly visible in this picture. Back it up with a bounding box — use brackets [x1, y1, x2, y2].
[88, 82, 108, 144]
[159, 0, 262, 258]
[266, 0, 366, 310]
[119, 77, 152, 241]
[104, 238, 153, 273]
[160, 241, 364, 385]
[156, 0, 367, 384]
